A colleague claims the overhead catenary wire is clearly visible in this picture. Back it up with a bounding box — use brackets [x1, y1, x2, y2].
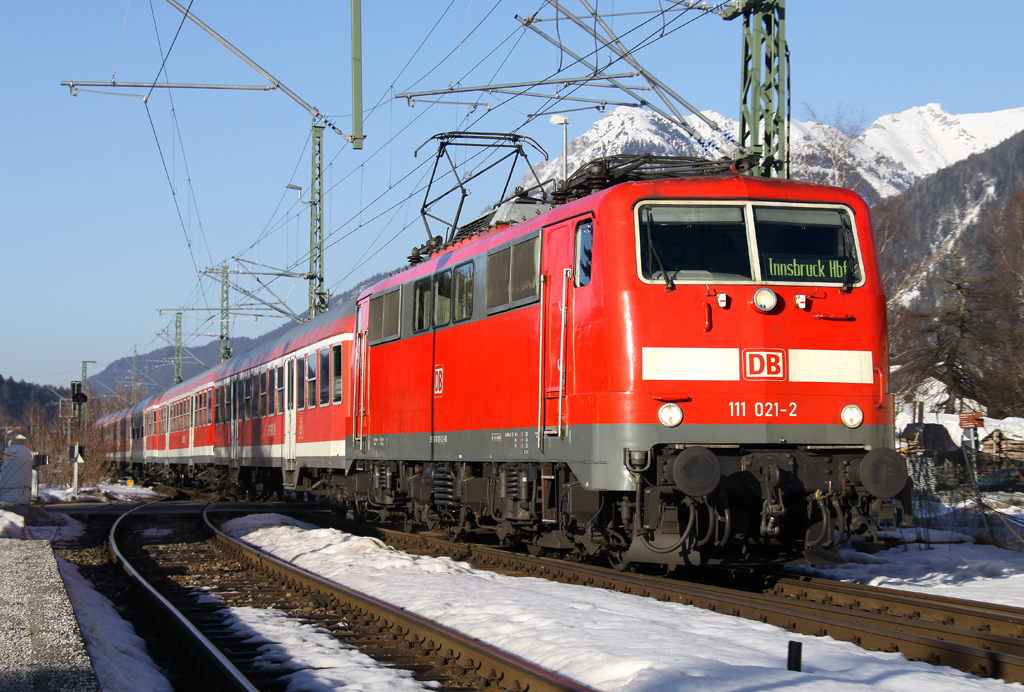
[165, 3, 725, 354]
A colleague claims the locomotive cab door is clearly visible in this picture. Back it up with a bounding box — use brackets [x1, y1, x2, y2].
[541, 217, 593, 438]
[353, 300, 369, 452]
[541, 221, 575, 437]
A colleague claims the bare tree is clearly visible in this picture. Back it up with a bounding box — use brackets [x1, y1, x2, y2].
[791, 102, 870, 193]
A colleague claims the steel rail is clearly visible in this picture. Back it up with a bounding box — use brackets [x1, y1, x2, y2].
[348, 525, 1024, 683]
[202, 505, 595, 692]
[108, 501, 259, 692]
[770, 575, 1024, 639]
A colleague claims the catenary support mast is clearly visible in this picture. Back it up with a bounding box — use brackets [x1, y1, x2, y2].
[724, 0, 788, 178]
[220, 265, 232, 362]
[308, 125, 328, 319]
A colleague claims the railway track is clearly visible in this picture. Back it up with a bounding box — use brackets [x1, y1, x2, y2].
[110, 503, 594, 692]
[323, 520, 1024, 684]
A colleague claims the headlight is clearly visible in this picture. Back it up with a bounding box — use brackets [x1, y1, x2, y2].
[841, 404, 864, 429]
[752, 287, 778, 312]
[658, 403, 683, 427]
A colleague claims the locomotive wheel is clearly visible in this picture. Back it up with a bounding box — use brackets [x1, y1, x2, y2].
[608, 550, 635, 573]
[526, 543, 549, 558]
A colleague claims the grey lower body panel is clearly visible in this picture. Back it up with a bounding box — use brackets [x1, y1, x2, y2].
[347, 422, 891, 491]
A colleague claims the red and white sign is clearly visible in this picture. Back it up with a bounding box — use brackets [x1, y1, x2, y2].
[433, 365, 444, 397]
[742, 349, 786, 380]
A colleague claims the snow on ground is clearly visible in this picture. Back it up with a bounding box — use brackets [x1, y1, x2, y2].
[210, 605, 435, 691]
[38, 482, 162, 503]
[221, 513, 1020, 692]
[789, 529, 1024, 609]
[0, 503, 85, 543]
[57, 556, 174, 692]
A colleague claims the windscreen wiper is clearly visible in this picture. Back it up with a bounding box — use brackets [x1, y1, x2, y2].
[644, 211, 675, 292]
[840, 215, 860, 292]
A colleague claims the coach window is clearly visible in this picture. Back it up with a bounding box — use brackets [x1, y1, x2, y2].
[319, 348, 330, 406]
[296, 359, 304, 411]
[575, 220, 594, 287]
[413, 277, 431, 331]
[434, 269, 452, 326]
[453, 262, 474, 322]
[260, 370, 268, 418]
[268, 369, 276, 416]
[332, 345, 343, 404]
[307, 352, 317, 408]
[244, 378, 252, 420]
[276, 365, 285, 412]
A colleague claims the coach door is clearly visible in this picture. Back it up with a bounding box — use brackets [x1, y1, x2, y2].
[230, 377, 239, 462]
[284, 357, 297, 460]
[188, 393, 195, 463]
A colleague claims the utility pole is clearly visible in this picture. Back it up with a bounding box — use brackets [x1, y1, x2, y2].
[351, 0, 364, 149]
[725, 0, 788, 177]
[308, 124, 329, 319]
[220, 264, 232, 362]
[174, 312, 183, 384]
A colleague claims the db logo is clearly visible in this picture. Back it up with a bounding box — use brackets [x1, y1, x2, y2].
[743, 349, 786, 380]
[433, 365, 444, 397]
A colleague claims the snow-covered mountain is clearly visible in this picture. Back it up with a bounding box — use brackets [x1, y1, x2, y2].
[523, 104, 1024, 201]
[861, 103, 1024, 178]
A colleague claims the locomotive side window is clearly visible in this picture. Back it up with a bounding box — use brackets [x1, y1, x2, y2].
[319, 348, 330, 405]
[434, 270, 452, 326]
[575, 220, 594, 287]
[487, 233, 540, 313]
[369, 287, 402, 343]
[332, 344, 343, 404]
[453, 262, 473, 322]
[413, 277, 431, 332]
[752, 207, 861, 285]
[307, 352, 317, 408]
[510, 236, 539, 304]
[485, 248, 511, 310]
[637, 205, 751, 283]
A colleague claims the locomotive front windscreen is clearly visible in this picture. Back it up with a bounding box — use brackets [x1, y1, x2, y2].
[752, 206, 861, 285]
[635, 203, 860, 285]
[637, 205, 753, 282]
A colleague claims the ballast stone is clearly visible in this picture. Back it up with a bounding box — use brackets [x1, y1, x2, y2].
[0, 539, 100, 691]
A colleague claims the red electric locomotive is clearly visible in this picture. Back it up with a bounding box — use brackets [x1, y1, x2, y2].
[99, 151, 909, 567]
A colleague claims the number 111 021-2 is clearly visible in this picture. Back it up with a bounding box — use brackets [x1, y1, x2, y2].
[729, 401, 797, 417]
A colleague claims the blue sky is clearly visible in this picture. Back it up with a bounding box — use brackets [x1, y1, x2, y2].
[1, 1, 1020, 389]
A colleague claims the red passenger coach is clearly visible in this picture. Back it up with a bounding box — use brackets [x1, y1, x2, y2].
[100, 152, 909, 567]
